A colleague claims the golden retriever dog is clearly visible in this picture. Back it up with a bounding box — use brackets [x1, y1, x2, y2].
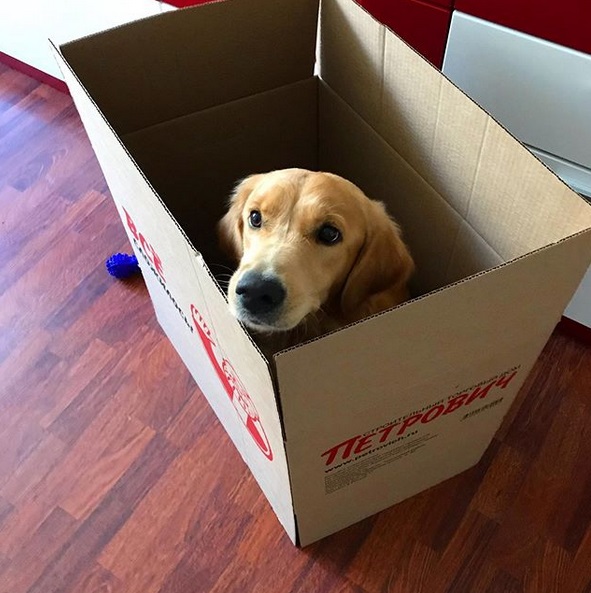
[218, 168, 414, 352]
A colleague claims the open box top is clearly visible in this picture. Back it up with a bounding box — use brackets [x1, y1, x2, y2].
[53, 0, 591, 545]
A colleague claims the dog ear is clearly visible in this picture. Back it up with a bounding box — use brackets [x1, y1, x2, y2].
[340, 201, 414, 321]
[217, 174, 261, 262]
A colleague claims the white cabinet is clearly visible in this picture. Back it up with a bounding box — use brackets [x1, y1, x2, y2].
[443, 12, 591, 197]
[0, 0, 175, 80]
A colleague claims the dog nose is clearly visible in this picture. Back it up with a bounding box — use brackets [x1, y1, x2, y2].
[235, 272, 286, 316]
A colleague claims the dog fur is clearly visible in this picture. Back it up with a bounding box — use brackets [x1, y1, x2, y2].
[218, 168, 414, 353]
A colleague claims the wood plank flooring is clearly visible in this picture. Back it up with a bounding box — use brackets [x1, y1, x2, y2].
[1, 64, 590, 593]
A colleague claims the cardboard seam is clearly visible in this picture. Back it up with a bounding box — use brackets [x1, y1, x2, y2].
[316, 74, 321, 169]
[377, 27, 386, 131]
[121, 77, 319, 140]
[465, 118, 491, 225]
[443, 118, 494, 282]
[442, 223, 463, 286]
[429, 77, 445, 163]
[274, 227, 591, 358]
[443, 218, 504, 287]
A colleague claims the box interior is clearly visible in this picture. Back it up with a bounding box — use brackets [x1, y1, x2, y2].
[118, 75, 492, 296]
[60, 0, 591, 298]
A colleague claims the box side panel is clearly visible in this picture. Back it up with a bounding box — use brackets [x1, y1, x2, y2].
[142, 253, 297, 543]
[122, 77, 319, 268]
[276, 230, 591, 545]
[59, 0, 319, 134]
[54, 45, 297, 543]
[320, 0, 591, 260]
[319, 82, 503, 295]
[294, 353, 539, 547]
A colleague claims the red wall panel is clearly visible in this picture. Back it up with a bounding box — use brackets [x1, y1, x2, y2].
[162, 0, 212, 7]
[359, 0, 452, 67]
[429, 0, 454, 8]
[455, 0, 591, 55]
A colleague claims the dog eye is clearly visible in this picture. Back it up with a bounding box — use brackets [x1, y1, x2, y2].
[316, 224, 342, 245]
[248, 210, 262, 229]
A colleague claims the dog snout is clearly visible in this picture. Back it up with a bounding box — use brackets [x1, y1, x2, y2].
[235, 271, 286, 316]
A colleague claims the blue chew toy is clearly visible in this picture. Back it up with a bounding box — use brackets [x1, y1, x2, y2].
[105, 253, 140, 279]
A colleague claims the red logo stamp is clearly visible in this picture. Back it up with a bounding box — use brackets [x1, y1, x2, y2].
[191, 305, 273, 461]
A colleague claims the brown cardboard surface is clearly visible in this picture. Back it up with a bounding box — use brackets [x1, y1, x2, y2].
[122, 78, 319, 266]
[53, 0, 591, 546]
[60, 0, 319, 134]
[286, 352, 540, 545]
[275, 230, 591, 544]
[318, 81, 502, 295]
[275, 230, 591, 439]
[320, 0, 591, 259]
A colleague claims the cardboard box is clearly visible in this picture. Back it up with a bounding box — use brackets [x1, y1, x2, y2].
[52, 0, 591, 546]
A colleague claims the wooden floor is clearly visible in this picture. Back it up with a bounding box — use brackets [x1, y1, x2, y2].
[1, 64, 590, 593]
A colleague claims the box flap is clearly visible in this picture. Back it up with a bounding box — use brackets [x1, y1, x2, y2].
[319, 81, 504, 295]
[58, 0, 319, 135]
[320, 0, 591, 265]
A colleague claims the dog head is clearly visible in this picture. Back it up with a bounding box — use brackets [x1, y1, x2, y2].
[218, 168, 414, 334]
